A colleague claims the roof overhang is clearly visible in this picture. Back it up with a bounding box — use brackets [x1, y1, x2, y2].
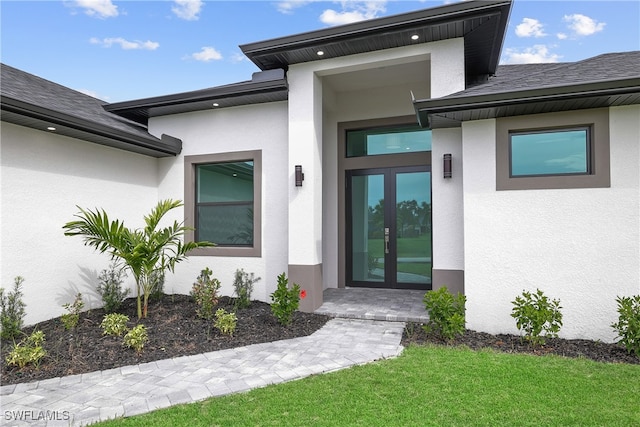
[240, 0, 512, 84]
[1, 96, 182, 157]
[414, 77, 640, 128]
[105, 69, 288, 125]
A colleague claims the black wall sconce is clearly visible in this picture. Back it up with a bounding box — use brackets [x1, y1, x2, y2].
[295, 165, 305, 186]
[443, 153, 452, 178]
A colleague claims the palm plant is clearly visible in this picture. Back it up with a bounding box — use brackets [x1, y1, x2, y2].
[63, 199, 214, 319]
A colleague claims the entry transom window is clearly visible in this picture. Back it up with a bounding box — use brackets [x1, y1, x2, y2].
[346, 126, 431, 157]
[510, 127, 590, 177]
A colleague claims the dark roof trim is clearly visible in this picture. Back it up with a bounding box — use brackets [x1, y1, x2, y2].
[414, 77, 640, 128]
[2, 95, 182, 157]
[105, 69, 288, 124]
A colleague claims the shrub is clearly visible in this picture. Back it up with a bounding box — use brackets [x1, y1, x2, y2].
[123, 324, 148, 354]
[191, 268, 221, 321]
[611, 295, 640, 358]
[6, 330, 46, 369]
[511, 288, 563, 346]
[214, 309, 238, 336]
[148, 270, 165, 302]
[101, 313, 130, 337]
[233, 269, 260, 309]
[270, 273, 301, 326]
[422, 287, 466, 341]
[97, 262, 130, 313]
[61, 293, 84, 330]
[0, 276, 27, 340]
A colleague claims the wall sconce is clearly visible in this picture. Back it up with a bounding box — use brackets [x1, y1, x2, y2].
[443, 154, 452, 178]
[295, 165, 305, 186]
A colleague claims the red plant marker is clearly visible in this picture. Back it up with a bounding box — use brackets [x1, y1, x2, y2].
[300, 289, 307, 299]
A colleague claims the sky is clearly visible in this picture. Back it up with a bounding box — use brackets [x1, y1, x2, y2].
[1, 0, 639, 103]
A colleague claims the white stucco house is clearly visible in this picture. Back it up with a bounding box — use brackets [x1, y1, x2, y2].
[1, 0, 638, 342]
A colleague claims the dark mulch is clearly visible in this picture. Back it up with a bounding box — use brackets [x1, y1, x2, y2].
[1, 295, 330, 386]
[401, 322, 639, 365]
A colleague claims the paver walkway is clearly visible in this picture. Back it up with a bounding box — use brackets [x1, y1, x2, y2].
[0, 318, 405, 427]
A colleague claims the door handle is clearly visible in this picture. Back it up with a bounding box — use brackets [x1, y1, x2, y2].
[384, 228, 390, 254]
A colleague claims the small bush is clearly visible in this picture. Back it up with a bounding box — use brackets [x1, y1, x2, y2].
[123, 324, 148, 354]
[101, 313, 130, 337]
[611, 295, 640, 358]
[214, 309, 238, 336]
[61, 293, 84, 330]
[511, 288, 563, 346]
[149, 270, 165, 302]
[6, 330, 46, 369]
[233, 269, 260, 309]
[97, 262, 130, 313]
[191, 267, 221, 321]
[270, 273, 301, 325]
[422, 287, 466, 341]
[0, 276, 27, 340]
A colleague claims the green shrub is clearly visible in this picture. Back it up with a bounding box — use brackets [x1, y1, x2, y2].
[611, 295, 640, 358]
[123, 324, 148, 354]
[61, 293, 84, 330]
[233, 269, 260, 309]
[422, 287, 466, 341]
[6, 330, 46, 369]
[0, 276, 27, 340]
[214, 309, 238, 336]
[148, 270, 165, 302]
[101, 313, 130, 337]
[191, 268, 221, 320]
[270, 273, 301, 326]
[511, 288, 562, 346]
[97, 262, 130, 313]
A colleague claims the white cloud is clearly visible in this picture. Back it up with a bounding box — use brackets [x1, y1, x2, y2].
[77, 88, 109, 101]
[515, 18, 547, 38]
[502, 45, 561, 64]
[230, 52, 248, 64]
[73, 0, 118, 18]
[172, 0, 204, 21]
[90, 37, 159, 50]
[563, 14, 605, 36]
[556, 33, 568, 40]
[320, 1, 387, 26]
[276, 1, 313, 15]
[190, 46, 223, 62]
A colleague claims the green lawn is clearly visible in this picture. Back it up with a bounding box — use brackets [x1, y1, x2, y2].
[96, 345, 640, 427]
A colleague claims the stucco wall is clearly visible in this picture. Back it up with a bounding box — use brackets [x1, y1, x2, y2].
[149, 102, 289, 302]
[462, 105, 640, 342]
[1, 123, 158, 325]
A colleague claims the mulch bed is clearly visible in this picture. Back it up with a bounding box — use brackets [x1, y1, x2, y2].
[1, 295, 330, 386]
[401, 322, 639, 365]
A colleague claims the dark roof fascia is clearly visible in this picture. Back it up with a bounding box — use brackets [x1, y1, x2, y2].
[1, 96, 182, 157]
[414, 77, 640, 127]
[105, 76, 288, 124]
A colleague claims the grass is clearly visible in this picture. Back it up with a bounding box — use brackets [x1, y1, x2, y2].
[96, 345, 640, 427]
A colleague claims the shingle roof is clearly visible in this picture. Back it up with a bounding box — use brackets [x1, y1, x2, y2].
[1, 63, 182, 157]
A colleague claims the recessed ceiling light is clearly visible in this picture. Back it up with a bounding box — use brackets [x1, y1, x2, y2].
[411, 34, 419, 41]
[47, 126, 56, 131]
[212, 102, 219, 107]
[317, 50, 324, 56]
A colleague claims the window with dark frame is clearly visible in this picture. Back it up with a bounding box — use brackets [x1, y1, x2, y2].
[509, 127, 591, 177]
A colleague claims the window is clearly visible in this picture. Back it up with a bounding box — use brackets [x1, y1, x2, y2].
[184, 150, 261, 257]
[346, 126, 431, 157]
[496, 109, 610, 190]
[510, 127, 590, 177]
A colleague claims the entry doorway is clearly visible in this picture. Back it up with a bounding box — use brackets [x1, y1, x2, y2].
[346, 166, 432, 289]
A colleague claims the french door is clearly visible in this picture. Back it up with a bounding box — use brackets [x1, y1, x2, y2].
[346, 166, 432, 289]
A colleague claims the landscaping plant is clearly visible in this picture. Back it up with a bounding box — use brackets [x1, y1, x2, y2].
[97, 262, 130, 313]
[100, 313, 130, 337]
[422, 286, 466, 341]
[123, 324, 148, 354]
[511, 288, 563, 346]
[6, 330, 46, 369]
[270, 272, 301, 325]
[61, 293, 84, 330]
[214, 309, 238, 336]
[0, 276, 27, 340]
[233, 268, 260, 309]
[63, 199, 214, 319]
[191, 267, 221, 320]
[611, 294, 640, 358]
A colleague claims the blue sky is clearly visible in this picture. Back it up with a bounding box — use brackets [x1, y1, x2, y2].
[1, 0, 638, 102]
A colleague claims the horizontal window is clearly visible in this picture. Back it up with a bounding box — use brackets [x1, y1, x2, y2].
[510, 127, 590, 177]
[346, 126, 431, 157]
